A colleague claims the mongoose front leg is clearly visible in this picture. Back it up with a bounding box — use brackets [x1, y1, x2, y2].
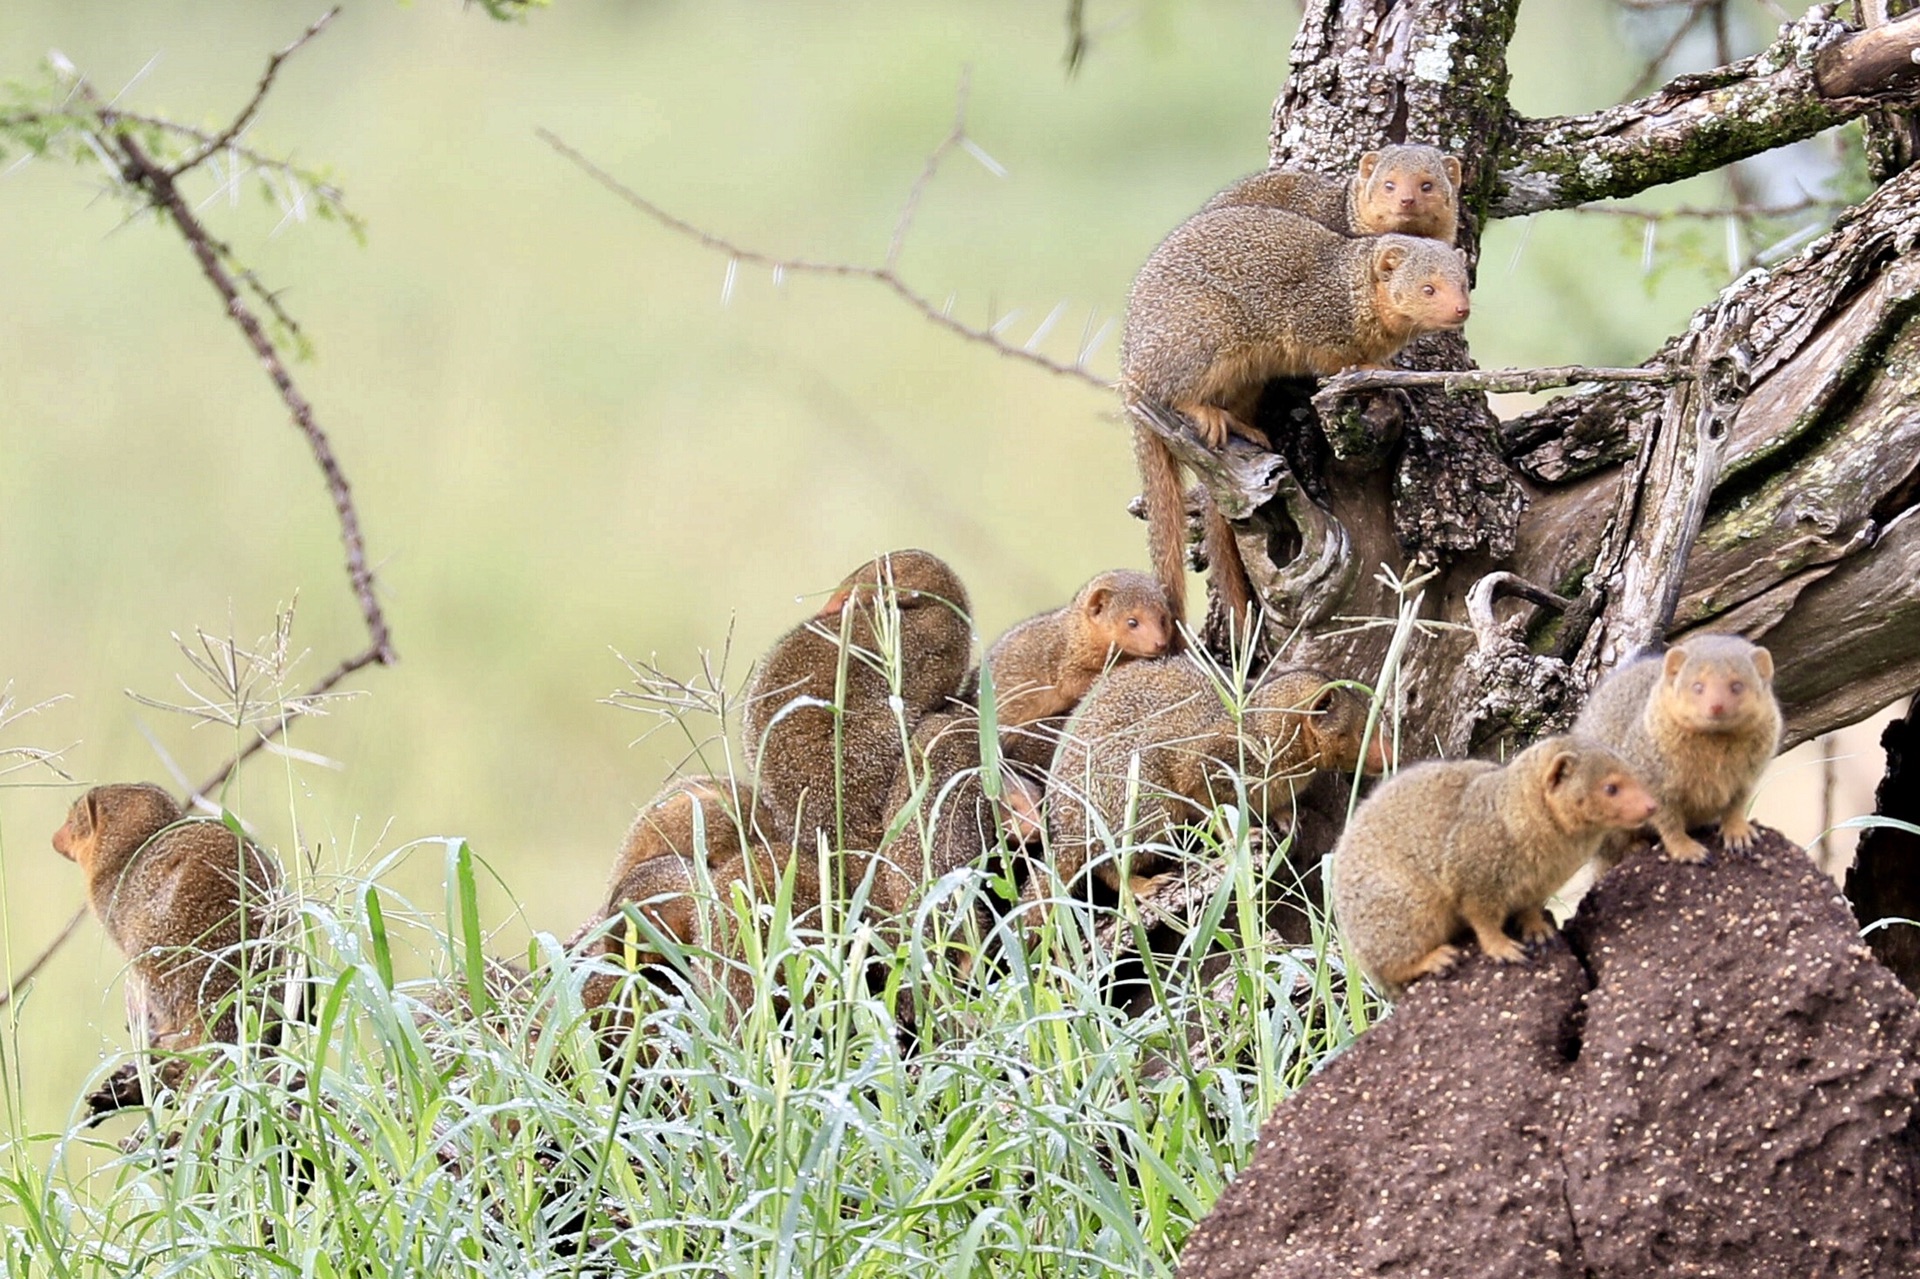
[1378, 943, 1465, 990]
[1515, 905, 1557, 946]
[1718, 790, 1759, 853]
[1651, 811, 1711, 863]
[1462, 904, 1528, 964]
[1176, 402, 1272, 451]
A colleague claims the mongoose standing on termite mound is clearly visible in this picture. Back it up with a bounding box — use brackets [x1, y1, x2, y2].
[1125, 210, 1472, 625]
[1571, 633, 1783, 864]
[986, 569, 1176, 725]
[1329, 735, 1658, 997]
[1033, 658, 1386, 914]
[742, 550, 973, 867]
[52, 782, 288, 1110]
[1202, 143, 1463, 244]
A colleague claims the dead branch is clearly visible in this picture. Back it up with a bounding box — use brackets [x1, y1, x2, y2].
[537, 117, 1112, 391]
[1311, 364, 1682, 414]
[4, 16, 393, 1009]
[1496, 9, 1920, 216]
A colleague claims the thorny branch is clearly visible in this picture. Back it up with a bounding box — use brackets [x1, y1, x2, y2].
[537, 92, 1114, 391]
[4, 13, 393, 1009]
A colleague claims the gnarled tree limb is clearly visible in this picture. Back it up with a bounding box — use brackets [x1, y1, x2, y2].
[1495, 9, 1920, 216]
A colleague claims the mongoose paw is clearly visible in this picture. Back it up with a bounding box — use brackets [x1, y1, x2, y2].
[1482, 934, 1529, 965]
[1227, 419, 1273, 451]
[1662, 832, 1712, 864]
[1720, 814, 1758, 854]
[1518, 912, 1558, 946]
[1126, 872, 1170, 900]
[85, 1063, 147, 1117]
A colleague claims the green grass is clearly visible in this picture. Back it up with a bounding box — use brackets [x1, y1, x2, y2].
[0, 615, 1408, 1276]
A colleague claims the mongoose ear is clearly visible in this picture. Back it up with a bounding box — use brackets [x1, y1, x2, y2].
[1357, 151, 1381, 182]
[998, 773, 1044, 845]
[1311, 687, 1339, 716]
[82, 790, 101, 837]
[1372, 241, 1409, 276]
[1084, 586, 1113, 617]
[1662, 647, 1690, 681]
[1443, 156, 1463, 189]
[1750, 645, 1774, 683]
[1546, 751, 1577, 790]
[817, 586, 856, 619]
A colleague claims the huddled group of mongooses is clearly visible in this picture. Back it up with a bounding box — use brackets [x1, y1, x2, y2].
[48, 145, 1788, 1103]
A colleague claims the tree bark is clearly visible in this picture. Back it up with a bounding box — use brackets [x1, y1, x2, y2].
[1195, 0, 1920, 764]
[1158, 0, 1920, 932]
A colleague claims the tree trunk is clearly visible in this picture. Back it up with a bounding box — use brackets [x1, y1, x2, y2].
[1151, 0, 1920, 930]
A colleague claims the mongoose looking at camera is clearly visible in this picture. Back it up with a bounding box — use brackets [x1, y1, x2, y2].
[1202, 143, 1463, 244]
[742, 549, 973, 864]
[1571, 633, 1782, 864]
[985, 569, 1176, 728]
[52, 782, 288, 1108]
[1124, 209, 1471, 624]
[1330, 735, 1657, 997]
[1035, 659, 1386, 912]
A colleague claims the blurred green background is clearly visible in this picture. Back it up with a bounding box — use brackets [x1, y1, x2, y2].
[0, 0, 1868, 1138]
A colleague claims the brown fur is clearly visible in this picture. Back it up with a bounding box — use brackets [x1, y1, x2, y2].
[1330, 735, 1658, 997]
[572, 775, 823, 1037]
[1034, 658, 1385, 914]
[859, 709, 1041, 954]
[1572, 634, 1782, 864]
[985, 570, 1176, 728]
[1201, 144, 1463, 244]
[1126, 212, 1471, 625]
[741, 550, 973, 861]
[52, 782, 287, 1102]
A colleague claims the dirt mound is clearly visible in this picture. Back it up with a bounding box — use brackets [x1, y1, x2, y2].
[1178, 826, 1920, 1278]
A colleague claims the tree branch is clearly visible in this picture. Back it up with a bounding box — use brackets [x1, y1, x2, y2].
[1495, 9, 1920, 217]
[536, 122, 1112, 391]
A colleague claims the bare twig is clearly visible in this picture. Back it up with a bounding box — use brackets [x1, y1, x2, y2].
[168, 8, 341, 177]
[537, 114, 1111, 390]
[1571, 195, 1824, 223]
[0, 907, 87, 1012]
[5, 17, 393, 1007]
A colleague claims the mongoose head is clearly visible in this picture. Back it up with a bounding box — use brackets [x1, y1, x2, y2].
[615, 775, 750, 887]
[1657, 635, 1778, 735]
[1353, 145, 1462, 243]
[1370, 236, 1471, 339]
[817, 549, 974, 708]
[52, 783, 182, 879]
[1079, 569, 1176, 661]
[1532, 736, 1659, 833]
[1246, 667, 1389, 775]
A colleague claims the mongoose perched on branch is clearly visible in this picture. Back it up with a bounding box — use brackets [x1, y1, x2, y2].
[1203, 143, 1463, 244]
[1329, 735, 1658, 997]
[1034, 658, 1385, 914]
[742, 550, 973, 866]
[985, 569, 1177, 726]
[1571, 634, 1782, 864]
[1125, 210, 1472, 624]
[52, 782, 288, 1110]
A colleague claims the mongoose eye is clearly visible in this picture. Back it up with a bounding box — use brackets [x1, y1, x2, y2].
[1604, 782, 1619, 797]
[1126, 617, 1139, 628]
[1692, 681, 1706, 694]
[1730, 681, 1744, 694]
[1421, 181, 1434, 192]
[1383, 181, 1396, 191]
[1422, 284, 1435, 296]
